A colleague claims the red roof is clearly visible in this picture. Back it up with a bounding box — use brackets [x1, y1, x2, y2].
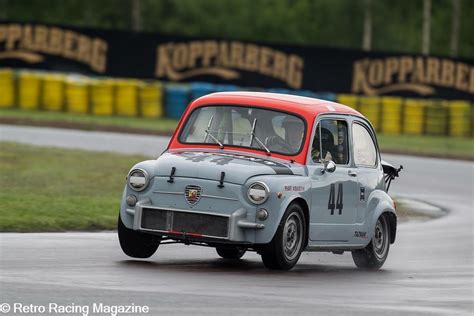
[191, 92, 362, 117]
[168, 92, 364, 164]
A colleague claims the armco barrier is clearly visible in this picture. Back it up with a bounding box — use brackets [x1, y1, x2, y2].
[336, 94, 359, 110]
[91, 79, 114, 115]
[448, 100, 471, 137]
[18, 71, 41, 110]
[190, 82, 215, 101]
[425, 100, 449, 136]
[165, 84, 190, 119]
[0, 68, 472, 138]
[65, 76, 89, 114]
[381, 97, 403, 135]
[140, 82, 164, 118]
[358, 96, 381, 131]
[0, 69, 14, 108]
[403, 99, 425, 135]
[115, 80, 139, 116]
[42, 73, 65, 111]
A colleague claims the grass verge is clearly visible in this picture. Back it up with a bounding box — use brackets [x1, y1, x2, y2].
[0, 108, 178, 135]
[377, 134, 474, 160]
[0, 142, 443, 232]
[1, 108, 473, 160]
[0, 142, 147, 232]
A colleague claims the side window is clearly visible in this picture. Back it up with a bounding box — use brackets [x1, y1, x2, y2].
[311, 119, 349, 165]
[353, 123, 377, 167]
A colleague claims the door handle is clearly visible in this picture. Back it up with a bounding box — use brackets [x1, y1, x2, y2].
[348, 170, 357, 177]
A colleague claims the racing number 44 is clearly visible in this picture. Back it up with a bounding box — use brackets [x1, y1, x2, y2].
[328, 183, 343, 215]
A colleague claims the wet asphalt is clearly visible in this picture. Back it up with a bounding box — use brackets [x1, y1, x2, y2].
[0, 125, 473, 315]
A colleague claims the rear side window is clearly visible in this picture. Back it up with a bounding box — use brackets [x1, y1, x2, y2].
[353, 123, 377, 167]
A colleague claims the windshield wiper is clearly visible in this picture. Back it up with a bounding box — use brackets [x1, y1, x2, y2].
[204, 116, 224, 149]
[249, 118, 271, 155]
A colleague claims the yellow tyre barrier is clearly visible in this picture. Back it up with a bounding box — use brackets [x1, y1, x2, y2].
[65, 76, 89, 114]
[448, 100, 471, 137]
[403, 99, 425, 135]
[18, 71, 41, 110]
[42, 74, 65, 111]
[0, 68, 15, 108]
[358, 96, 381, 131]
[115, 80, 139, 116]
[139, 82, 164, 118]
[425, 100, 448, 136]
[381, 97, 403, 135]
[336, 94, 359, 110]
[91, 79, 114, 115]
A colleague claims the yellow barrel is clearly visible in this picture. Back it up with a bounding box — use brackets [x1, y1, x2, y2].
[0, 68, 15, 108]
[448, 100, 471, 137]
[65, 76, 89, 114]
[403, 99, 425, 135]
[336, 94, 359, 110]
[381, 96, 403, 135]
[18, 71, 41, 110]
[115, 79, 139, 116]
[91, 79, 115, 115]
[358, 96, 381, 131]
[139, 81, 164, 118]
[425, 100, 448, 136]
[42, 73, 65, 111]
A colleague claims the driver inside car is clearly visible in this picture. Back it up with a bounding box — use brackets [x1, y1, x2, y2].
[311, 127, 335, 162]
[265, 116, 304, 153]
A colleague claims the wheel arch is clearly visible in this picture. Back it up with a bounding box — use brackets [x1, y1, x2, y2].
[290, 197, 310, 248]
[367, 190, 397, 245]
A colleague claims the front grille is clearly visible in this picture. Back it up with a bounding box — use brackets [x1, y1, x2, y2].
[141, 208, 228, 238]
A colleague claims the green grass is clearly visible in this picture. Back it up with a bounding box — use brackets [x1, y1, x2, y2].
[0, 142, 147, 232]
[1, 108, 473, 160]
[377, 134, 474, 160]
[0, 108, 178, 133]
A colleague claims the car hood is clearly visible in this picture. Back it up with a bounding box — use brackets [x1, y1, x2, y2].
[154, 150, 304, 184]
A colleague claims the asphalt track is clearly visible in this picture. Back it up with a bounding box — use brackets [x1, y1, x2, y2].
[0, 125, 473, 315]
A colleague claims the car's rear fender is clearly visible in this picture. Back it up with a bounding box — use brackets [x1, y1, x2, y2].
[365, 189, 397, 246]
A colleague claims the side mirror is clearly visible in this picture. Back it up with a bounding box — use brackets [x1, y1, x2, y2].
[321, 160, 336, 174]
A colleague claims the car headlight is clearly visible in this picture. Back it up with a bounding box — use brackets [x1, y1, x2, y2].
[247, 182, 270, 204]
[127, 169, 149, 192]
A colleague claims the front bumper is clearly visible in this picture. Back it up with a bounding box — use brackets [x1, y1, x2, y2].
[129, 203, 264, 242]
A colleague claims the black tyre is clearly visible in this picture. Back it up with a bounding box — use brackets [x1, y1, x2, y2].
[352, 214, 390, 270]
[216, 247, 246, 259]
[118, 215, 160, 258]
[260, 203, 306, 270]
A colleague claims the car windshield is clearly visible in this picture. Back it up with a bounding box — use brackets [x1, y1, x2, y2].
[179, 105, 306, 155]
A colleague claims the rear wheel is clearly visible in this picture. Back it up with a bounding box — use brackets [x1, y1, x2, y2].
[260, 204, 306, 270]
[216, 247, 246, 259]
[352, 215, 390, 270]
[118, 215, 160, 258]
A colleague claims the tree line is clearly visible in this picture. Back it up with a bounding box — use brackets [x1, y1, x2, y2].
[1, 0, 473, 59]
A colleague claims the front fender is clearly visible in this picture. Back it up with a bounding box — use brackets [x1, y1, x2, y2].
[119, 160, 157, 229]
[249, 175, 311, 244]
[366, 189, 397, 245]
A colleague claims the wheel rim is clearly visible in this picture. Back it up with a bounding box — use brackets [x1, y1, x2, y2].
[282, 211, 303, 261]
[373, 216, 389, 260]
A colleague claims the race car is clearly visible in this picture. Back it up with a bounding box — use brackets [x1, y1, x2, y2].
[118, 92, 401, 270]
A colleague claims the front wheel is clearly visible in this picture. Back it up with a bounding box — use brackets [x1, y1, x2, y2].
[118, 215, 160, 258]
[260, 204, 306, 270]
[352, 215, 390, 270]
[216, 247, 246, 259]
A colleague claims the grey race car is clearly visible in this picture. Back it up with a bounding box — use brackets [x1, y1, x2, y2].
[118, 92, 401, 270]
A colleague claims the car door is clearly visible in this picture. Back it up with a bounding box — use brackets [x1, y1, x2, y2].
[307, 115, 360, 244]
[351, 120, 384, 233]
